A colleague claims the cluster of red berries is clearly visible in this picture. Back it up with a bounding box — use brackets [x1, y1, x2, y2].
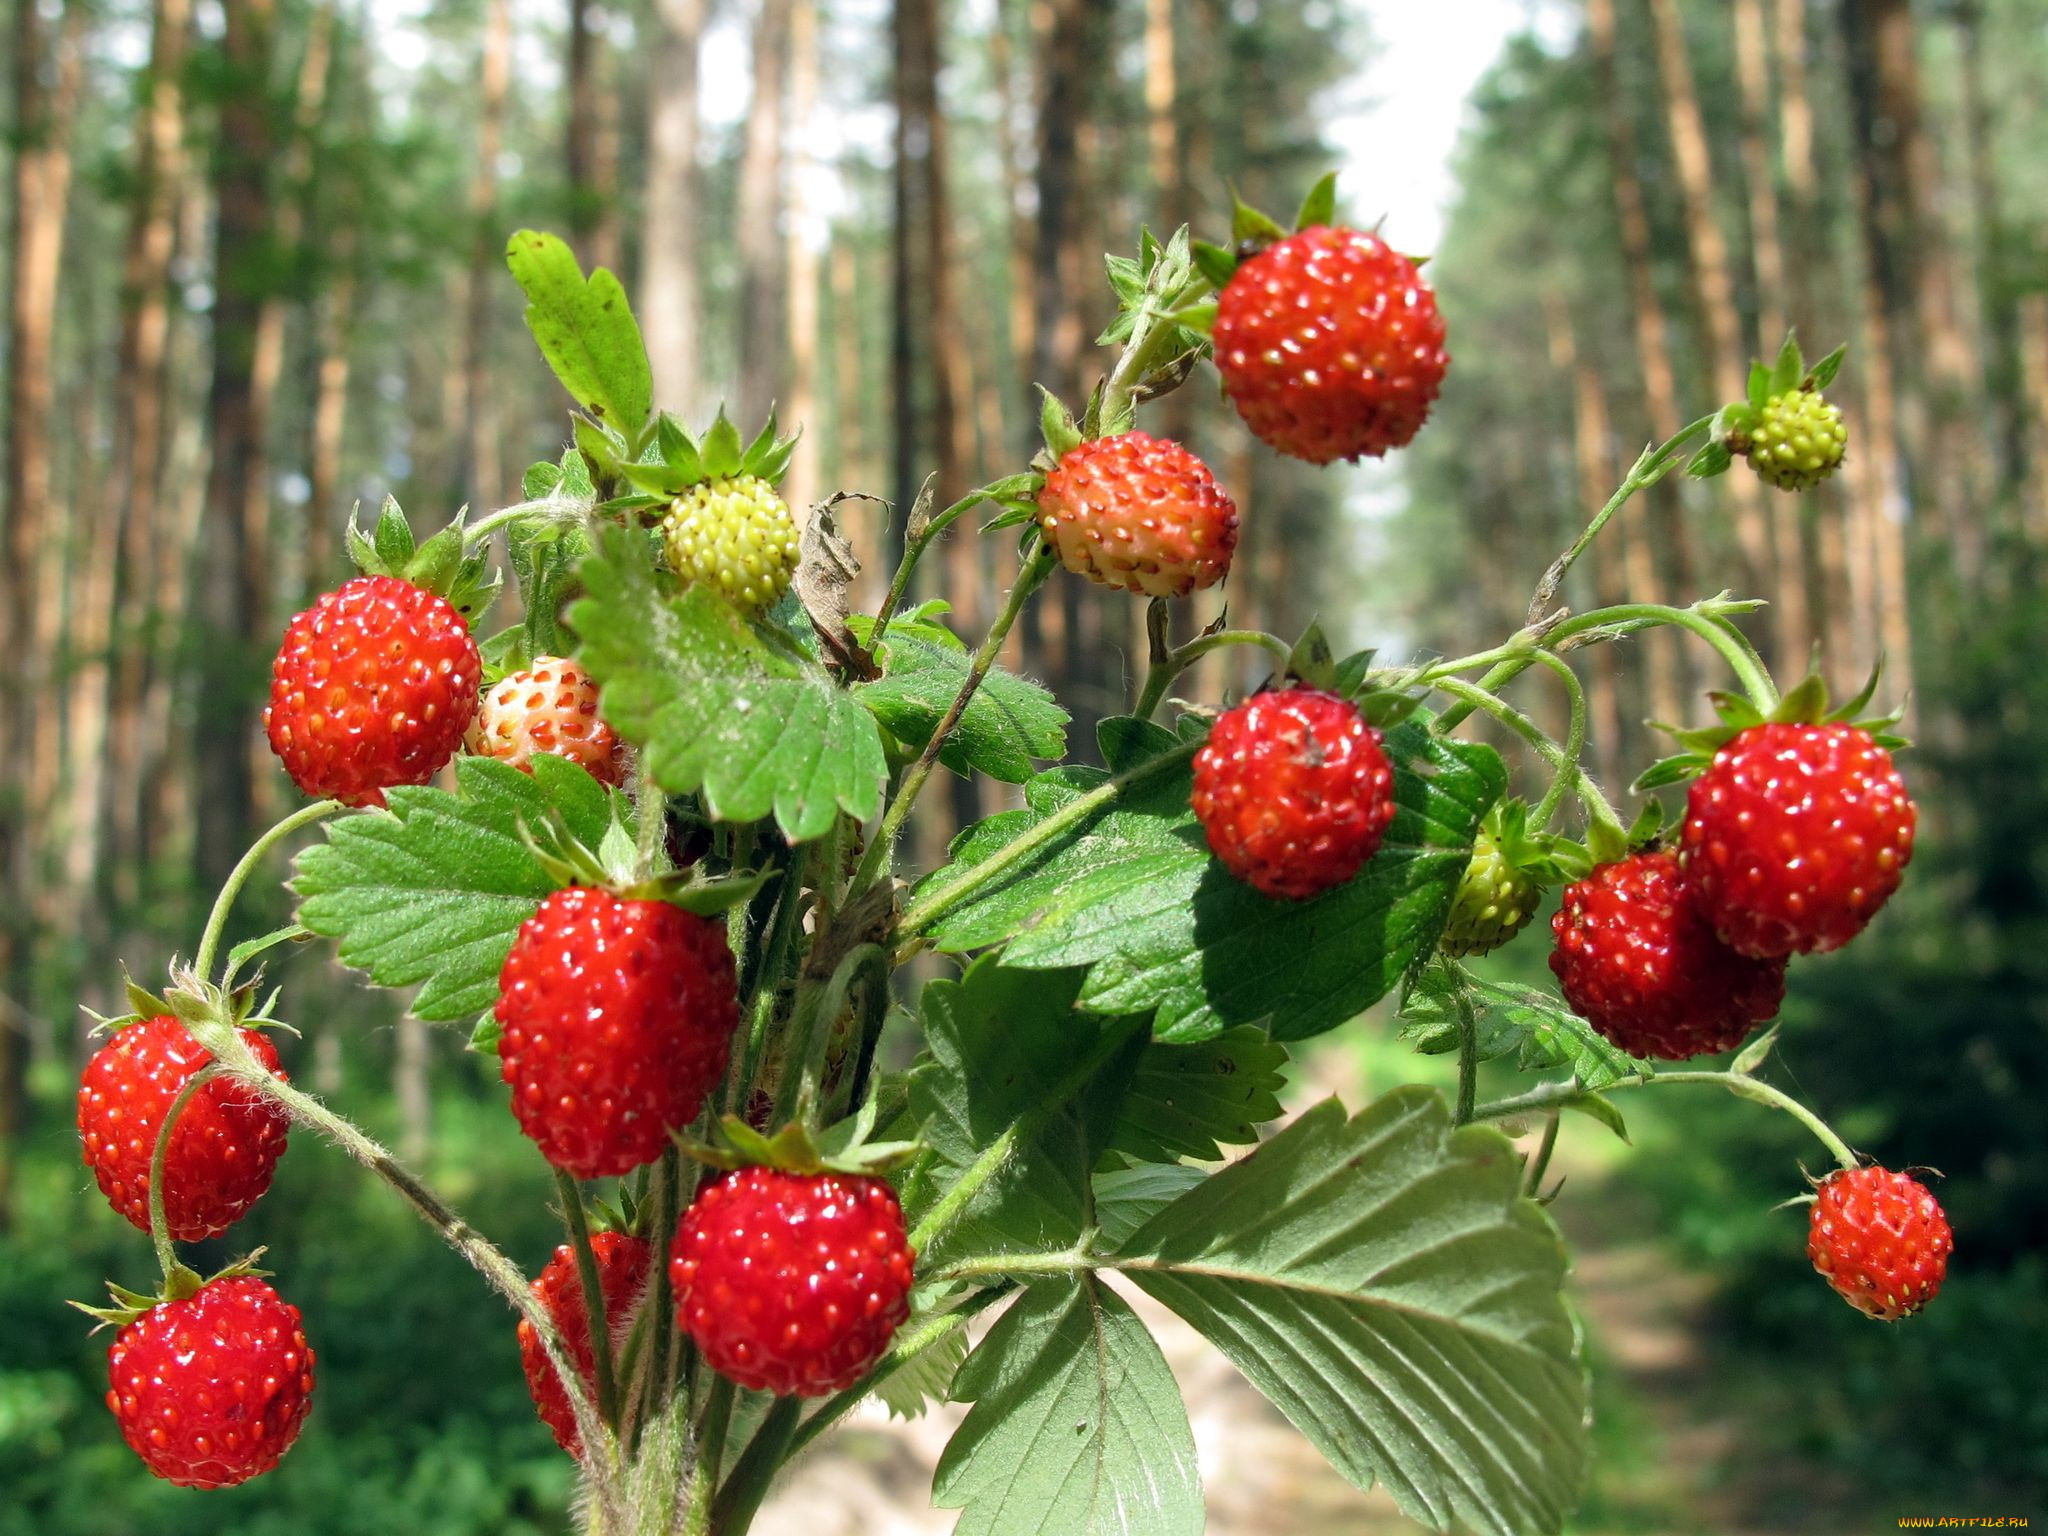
[1551, 721, 1917, 1064]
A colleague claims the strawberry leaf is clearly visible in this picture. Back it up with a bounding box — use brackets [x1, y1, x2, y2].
[292, 755, 621, 1022]
[505, 230, 653, 439]
[1108, 1027, 1288, 1164]
[1397, 961, 1648, 1094]
[935, 1279, 1204, 1536]
[1110, 1089, 1587, 1536]
[572, 525, 887, 841]
[916, 714, 1504, 1043]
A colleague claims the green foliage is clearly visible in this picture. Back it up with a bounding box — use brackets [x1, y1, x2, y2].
[848, 605, 1068, 783]
[935, 1280, 1204, 1536]
[1399, 959, 1649, 1095]
[1107, 1028, 1288, 1164]
[1113, 1090, 1588, 1536]
[505, 231, 652, 440]
[292, 755, 621, 1022]
[572, 525, 887, 841]
[923, 715, 1505, 1042]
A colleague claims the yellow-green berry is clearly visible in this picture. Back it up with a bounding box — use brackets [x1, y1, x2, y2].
[661, 475, 801, 611]
[1747, 390, 1847, 492]
[1440, 827, 1542, 958]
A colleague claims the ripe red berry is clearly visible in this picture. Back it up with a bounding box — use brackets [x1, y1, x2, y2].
[496, 886, 739, 1179]
[78, 1016, 290, 1243]
[1190, 688, 1396, 901]
[671, 1167, 914, 1398]
[106, 1275, 315, 1488]
[1034, 431, 1239, 597]
[1680, 722, 1917, 958]
[467, 655, 623, 785]
[1212, 225, 1448, 464]
[1808, 1166, 1952, 1321]
[265, 573, 482, 808]
[518, 1230, 651, 1455]
[1549, 850, 1786, 1060]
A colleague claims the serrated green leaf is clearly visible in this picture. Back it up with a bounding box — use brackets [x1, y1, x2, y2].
[1294, 171, 1339, 231]
[572, 525, 886, 841]
[847, 611, 1067, 783]
[1397, 964, 1648, 1091]
[1092, 1162, 1206, 1249]
[873, 1313, 970, 1419]
[510, 521, 588, 659]
[292, 755, 618, 1021]
[936, 1280, 1204, 1536]
[1115, 1090, 1587, 1536]
[908, 961, 1144, 1267]
[1108, 1027, 1287, 1164]
[506, 231, 653, 437]
[920, 715, 1504, 1043]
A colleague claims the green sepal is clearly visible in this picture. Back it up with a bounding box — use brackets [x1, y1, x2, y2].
[70, 1250, 272, 1331]
[1229, 189, 1287, 250]
[1686, 441, 1735, 479]
[1294, 170, 1339, 231]
[1731, 1024, 1780, 1077]
[1805, 342, 1847, 392]
[468, 1013, 502, 1056]
[516, 803, 770, 916]
[1189, 239, 1239, 290]
[681, 1111, 918, 1179]
[1643, 662, 1909, 788]
[343, 498, 501, 621]
[1283, 622, 1340, 693]
[1485, 798, 1593, 886]
[633, 406, 799, 497]
[1038, 388, 1083, 461]
[1767, 331, 1806, 400]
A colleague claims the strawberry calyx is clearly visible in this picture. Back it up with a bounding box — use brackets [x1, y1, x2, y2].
[613, 405, 799, 502]
[681, 1100, 917, 1181]
[345, 496, 501, 623]
[70, 1249, 272, 1329]
[515, 805, 770, 916]
[1635, 664, 1908, 794]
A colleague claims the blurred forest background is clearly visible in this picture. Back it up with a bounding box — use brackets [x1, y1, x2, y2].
[2, 0, 2045, 1529]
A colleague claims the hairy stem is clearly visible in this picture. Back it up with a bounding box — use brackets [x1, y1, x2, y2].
[1453, 988, 1480, 1127]
[147, 1065, 220, 1281]
[555, 1169, 621, 1428]
[1525, 650, 1589, 831]
[708, 1396, 802, 1536]
[1430, 676, 1629, 850]
[1471, 1069, 1857, 1169]
[680, 1376, 736, 1536]
[1522, 1109, 1563, 1199]
[1134, 627, 1293, 721]
[193, 800, 343, 981]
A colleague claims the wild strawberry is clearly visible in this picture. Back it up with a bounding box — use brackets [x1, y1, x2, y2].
[671, 1167, 914, 1398]
[1212, 225, 1448, 464]
[1680, 722, 1916, 958]
[1549, 850, 1786, 1060]
[661, 474, 801, 612]
[106, 1275, 315, 1488]
[1191, 688, 1396, 901]
[1746, 389, 1846, 492]
[518, 1230, 651, 1455]
[1035, 431, 1238, 597]
[495, 886, 739, 1179]
[467, 655, 623, 785]
[1808, 1166, 1952, 1320]
[265, 574, 481, 807]
[1439, 826, 1542, 958]
[78, 1016, 290, 1243]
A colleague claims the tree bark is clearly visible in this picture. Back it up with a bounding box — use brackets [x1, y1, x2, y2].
[461, 0, 511, 515]
[643, 0, 706, 416]
[1953, 1, 2026, 530]
[738, 0, 794, 429]
[195, 0, 280, 887]
[567, 0, 621, 274]
[781, 0, 821, 512]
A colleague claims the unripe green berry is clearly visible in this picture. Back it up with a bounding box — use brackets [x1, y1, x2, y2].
[1746, 390, 1847, 492]
[1440, 827, 1541, 958]
[661, 475, 801, 611]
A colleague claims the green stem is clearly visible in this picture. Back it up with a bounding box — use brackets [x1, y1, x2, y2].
[1525, 650, 1588, 831]
[634, 1147, 686, 1450]
[1522, 1109, 1563, 1199]
[1546, 602, 1779, 710]
[900, 738, 1201, 941]
[709, 1396, 802, 1536]
[1430, 677, 1628, 850]
[147, 1065, 220, 1282]
[1453, 989, 1480, 1127]
[1134, 628, 1293, 721]
[778, 943, 884, 1127]
[870, 483, 1015, 649]
[728, 872, 804, 1117]
[1471, 1069, 1857, 1170]
[852, 543, 1055, 893]
[681, 1377, 736, 1536]
[554, 1169, 621, 1429]
[193, 800, 343, 981]
[460, 498, 569, 549]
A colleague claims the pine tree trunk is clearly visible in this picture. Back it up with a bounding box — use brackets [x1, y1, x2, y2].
[195, 0, 280, 887]
[643, 0, 706, 416]
[1953, 1, 2026, 530]
[780, 0, 821, 512]
[738, 0, 794, 430]
[462, 0, 511, 514]
[567, 0, 621, 275]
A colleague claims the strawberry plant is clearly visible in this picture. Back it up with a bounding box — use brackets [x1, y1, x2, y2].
[70, 190, 1949, 1535]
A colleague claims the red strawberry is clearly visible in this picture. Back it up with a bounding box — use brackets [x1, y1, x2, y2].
[106, 1275, 315, 1488]
[518, 1230, 652, 1455]
[1035, 431, 1239, 597]
[1549, 850, 1786, 1060]
[1190, 688, 1396, 901]
[1212, 225, 1448, 463]
[1808, 1166, 1952, 1320]
[670, 1167, 914, 1398]
[496, 886, 739, 1179]
[265, 573, 482, 808]
[1681, 722, 1916, 958]
[467, 654, 623, 785]
[78, 1016, 290, 1242]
